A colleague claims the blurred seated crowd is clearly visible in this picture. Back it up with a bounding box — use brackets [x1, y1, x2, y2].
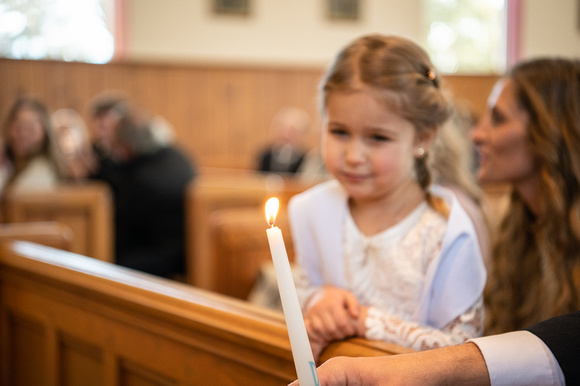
[0, 93, 197, 279]
[0, 93, 329, 283]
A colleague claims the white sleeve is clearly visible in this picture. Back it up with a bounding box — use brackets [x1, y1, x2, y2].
[469, 331, 565, 386]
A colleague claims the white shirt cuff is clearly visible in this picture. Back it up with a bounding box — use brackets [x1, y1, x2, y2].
[469, 330, 564, 386]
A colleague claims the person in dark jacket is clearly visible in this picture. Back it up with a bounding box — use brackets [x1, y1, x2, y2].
[90, 94, 196, 278]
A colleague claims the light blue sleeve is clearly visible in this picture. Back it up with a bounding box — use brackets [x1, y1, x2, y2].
[414, 186, 487, 328]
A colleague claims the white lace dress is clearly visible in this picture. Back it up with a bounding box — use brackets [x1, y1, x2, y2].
[297, 201, 483, 351]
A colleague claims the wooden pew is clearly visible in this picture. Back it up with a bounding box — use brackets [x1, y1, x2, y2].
[2, 182, 114, 262]
[211, 206, 293, 300]
[186, 168, 315, 294]
[0, 241, 413, 386]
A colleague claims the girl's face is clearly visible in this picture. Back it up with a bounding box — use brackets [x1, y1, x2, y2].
[323, 90, 428, 204]
[471, 79, 538, 186]
[7, 107, 46, 159]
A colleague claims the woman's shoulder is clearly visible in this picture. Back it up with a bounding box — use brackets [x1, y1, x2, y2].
[11, 155, 59, 191]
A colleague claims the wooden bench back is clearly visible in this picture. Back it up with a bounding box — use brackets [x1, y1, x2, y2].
[0, 221, 73, 251]
[186, 169, 314, 295]
[0, 241, 412, 386]
[211, 206, 293, 299]
[2, 182, 114, 262]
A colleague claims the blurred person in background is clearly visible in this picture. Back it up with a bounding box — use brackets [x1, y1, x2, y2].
[256, 106, 312, 175]
[50, 108, 97, 181]
[88, 93, 197, 279]
[0, 96, 59, 196]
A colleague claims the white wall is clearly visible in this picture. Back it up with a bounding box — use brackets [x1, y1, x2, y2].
[125, 0, 579, 70]
[520, 0, 580, 60]
[125, 0, 423, 67]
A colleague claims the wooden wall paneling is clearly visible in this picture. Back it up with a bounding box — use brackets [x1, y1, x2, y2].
[443, 74, 499, 119]
[253, 70, 278, 143]
[219, 67, 256, 168]
[1, 60, 32, 107]
[67, 63, 99, 122]
[209, 68, 235, 168]
[68, 62, 98, 111]
[227, 68, 270, 170]
[106, 63, 136, 95]
[171, 68, 214, 166]
[67, 63, 97, 114]
[226, 70, 263, 169]
[131, 65, 166, 114]
[161, 65, 186, 119]
[0, 59, 498, 171]
[0, 60, 14, 108]
[43, 60, 68, 110]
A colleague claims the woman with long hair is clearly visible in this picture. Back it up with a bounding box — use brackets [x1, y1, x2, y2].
[479, 58, 580, 334]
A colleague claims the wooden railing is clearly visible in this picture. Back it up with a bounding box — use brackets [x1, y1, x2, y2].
[0, 241, 413, 386]
[0, 221, 73, 251]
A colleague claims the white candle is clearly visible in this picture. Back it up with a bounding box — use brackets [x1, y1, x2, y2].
[265, 197, 319, 386]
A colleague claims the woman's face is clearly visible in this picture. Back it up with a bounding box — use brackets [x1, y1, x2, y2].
[471, 79, 539, 187]
[7, 107, 47, 159]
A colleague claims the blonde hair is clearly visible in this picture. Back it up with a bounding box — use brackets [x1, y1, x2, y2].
[484, 58, 580, 334]
[320, 34, 452, 211]
[430, 101, 482, 204]
[50, 108, 94, 179]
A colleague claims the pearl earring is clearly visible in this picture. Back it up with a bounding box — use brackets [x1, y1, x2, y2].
[416, 147, 425, 157]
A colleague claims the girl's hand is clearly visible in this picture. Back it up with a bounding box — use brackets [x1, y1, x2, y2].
[304, 286, 361, 343]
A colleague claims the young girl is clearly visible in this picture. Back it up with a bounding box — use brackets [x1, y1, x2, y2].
[288, 34, 486, 358]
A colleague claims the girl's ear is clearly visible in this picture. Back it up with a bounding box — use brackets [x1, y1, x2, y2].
[415, 126, 438, 153]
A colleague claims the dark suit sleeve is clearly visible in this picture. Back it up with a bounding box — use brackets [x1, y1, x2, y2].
[525, 312, 580, 385]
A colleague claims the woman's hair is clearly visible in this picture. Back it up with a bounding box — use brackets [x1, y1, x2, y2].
[484, 58, 580, 334]
[319, 34, 453, 211]
[2, 96, 52, 162]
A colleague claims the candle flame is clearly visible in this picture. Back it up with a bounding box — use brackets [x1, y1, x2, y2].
[265, 197, 279, 226]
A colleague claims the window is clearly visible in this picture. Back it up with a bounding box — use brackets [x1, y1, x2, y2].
[0, 0, 116, 64]
[423, 0, 506, 74]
